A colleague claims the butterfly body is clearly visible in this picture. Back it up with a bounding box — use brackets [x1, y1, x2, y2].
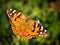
[7, 9, 48, 39]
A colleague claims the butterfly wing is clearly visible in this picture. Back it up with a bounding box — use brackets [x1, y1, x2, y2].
[7, 9, 48, 40]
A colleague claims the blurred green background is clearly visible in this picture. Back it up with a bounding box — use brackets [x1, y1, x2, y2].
[0, 0, 60, 45]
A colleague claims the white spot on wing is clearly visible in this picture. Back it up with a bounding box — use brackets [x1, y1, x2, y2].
[41, 26, 43, 31]
[40, 32, 43, 34]
[44, 35, 47, 37]
[10, 13, 12, 15]
[39, 35, 43, 37]
[44, 30, 47, 32]
[18, 12, 21, 15]
[10, 9, 12, 11]
[12, 10, 16, 13]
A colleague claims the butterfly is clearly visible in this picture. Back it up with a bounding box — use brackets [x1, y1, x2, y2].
[6, 9, 48, 40]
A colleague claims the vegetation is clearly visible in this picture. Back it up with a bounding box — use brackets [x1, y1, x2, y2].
[0, 0, 60, 45]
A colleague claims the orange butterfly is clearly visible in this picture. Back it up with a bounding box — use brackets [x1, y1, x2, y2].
[7, 9, 48, 40]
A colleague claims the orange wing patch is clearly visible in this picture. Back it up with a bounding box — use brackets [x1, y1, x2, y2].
[7, 9, 48, 40]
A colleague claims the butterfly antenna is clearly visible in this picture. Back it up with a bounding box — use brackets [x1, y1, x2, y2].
[35, 17, 40, 24]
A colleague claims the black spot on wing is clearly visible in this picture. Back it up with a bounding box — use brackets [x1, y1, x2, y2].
[31, 22, 36, 32]
[34, 22, 36, 28]
[32, 29, 35, 32]
[14, 12, 22, 21]
[27, 34, 30, 36]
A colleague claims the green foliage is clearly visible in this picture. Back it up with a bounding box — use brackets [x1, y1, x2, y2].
[0, 0, 60, 45]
